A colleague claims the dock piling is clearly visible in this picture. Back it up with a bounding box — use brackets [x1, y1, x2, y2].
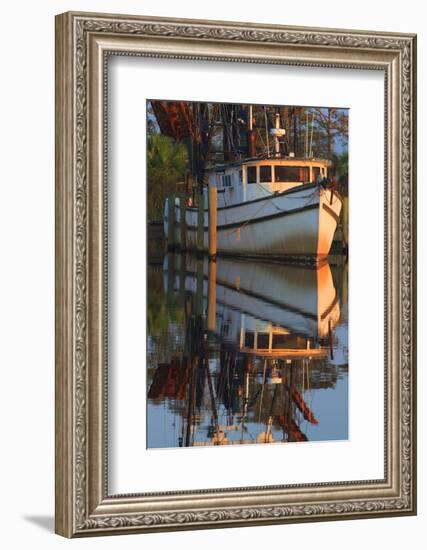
[167, 193, 176, 250]
[179, 198, 186, 250]
[166, 252, 175, 296]
[197, 192, 204, 253]
[207, 259, 217, 332]
[208, 187, 217, 258]
[195, 259, 204, 317]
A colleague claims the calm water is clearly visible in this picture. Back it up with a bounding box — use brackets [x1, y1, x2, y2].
[147, 254, 348, 448]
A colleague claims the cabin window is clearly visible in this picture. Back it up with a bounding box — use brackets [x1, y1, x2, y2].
[221, 323, 230, 337]
[223, 174, 232, 187]
[259, 165, 272, 183]
[247, 166, 257, 184]
[244, 331, 255, 348]
[312, 166, 321, 182]
[272, 334, 290, 349]
[257, 333, 270, 349]
[239, 170, 243, 183]
[272, 334, 305, 349]
[275, 166, 310, 182]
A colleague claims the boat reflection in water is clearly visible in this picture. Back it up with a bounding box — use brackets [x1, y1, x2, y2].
[147, 254, 348, 448]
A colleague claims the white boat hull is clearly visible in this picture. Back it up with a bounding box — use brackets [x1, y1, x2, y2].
[165, 183, 342, 259]
[164, 254, 340, 341]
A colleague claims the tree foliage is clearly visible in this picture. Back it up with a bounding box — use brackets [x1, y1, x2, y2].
[147, 267, 183, 339]
[278, 107, 348, 159]
[333, 150, 349, 180]
[147, 133, 188, 220]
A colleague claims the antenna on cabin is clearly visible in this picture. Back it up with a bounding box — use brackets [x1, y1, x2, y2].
[270, 112, 287, 158]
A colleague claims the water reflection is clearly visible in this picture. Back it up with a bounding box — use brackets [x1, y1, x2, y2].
[147, 254, 348, 448]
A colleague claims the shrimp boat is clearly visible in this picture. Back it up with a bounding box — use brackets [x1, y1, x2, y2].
[164, 112, 342, 261]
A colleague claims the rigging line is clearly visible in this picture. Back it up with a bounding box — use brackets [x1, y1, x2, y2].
[258, 359, 267, 423]
[255, 181, 319, 201]
[264, 107, 270, 156]
[247, 386, 263, 409]
[220, 197, 271, 236]
[222, 105, 237, 156]
[205, 355, 220, 440]
[309, 110, 315, 157]
[203, 104, 219, 163]
[305, 109, 309, 158]
[256, 127, 266, 149]
[254, 187, 319, 215]
[272, 188, 317, 204]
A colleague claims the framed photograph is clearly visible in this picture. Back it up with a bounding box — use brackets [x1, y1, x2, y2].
[55, 11, 417, 537]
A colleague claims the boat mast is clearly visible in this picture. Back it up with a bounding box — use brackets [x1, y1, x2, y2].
[247, 104, 256, 158]
[264, 107, 270, 157]
[305, 109, 309, 158]
[309, 110, 315, 158]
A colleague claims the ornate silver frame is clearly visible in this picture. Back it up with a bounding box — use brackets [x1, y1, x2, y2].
[55, 11, 417, 537]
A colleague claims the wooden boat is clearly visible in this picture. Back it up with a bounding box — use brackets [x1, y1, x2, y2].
[164, 113, 342, 261]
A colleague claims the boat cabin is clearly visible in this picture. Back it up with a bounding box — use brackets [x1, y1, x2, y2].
[205, 158, 332, 207]
[239, 326, 326, 358]
[228, 315, 327, 359]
